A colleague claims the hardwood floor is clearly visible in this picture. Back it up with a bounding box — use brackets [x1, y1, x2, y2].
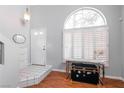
[28, 71, 124, 88]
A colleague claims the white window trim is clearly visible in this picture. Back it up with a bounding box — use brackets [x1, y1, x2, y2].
[62, 26, 109, 67]
[63, 7, 109, 67]
[64, 7, 107, 30]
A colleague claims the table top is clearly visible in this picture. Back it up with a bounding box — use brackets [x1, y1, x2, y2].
[65, 59, 107, 66]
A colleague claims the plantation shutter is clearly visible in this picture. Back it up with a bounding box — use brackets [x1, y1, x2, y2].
[63, 27, 108, 66]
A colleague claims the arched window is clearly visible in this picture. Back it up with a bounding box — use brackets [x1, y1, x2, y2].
[63, 7, 109, 66]
[64, 7, 107, 29]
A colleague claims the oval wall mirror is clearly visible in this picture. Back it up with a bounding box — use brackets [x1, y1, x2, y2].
[12, 34, 26, 44]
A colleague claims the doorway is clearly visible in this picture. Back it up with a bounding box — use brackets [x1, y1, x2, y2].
[31, 28, 46, 65]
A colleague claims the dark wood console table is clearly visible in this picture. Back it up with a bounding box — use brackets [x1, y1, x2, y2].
[65, 60, 105, 85]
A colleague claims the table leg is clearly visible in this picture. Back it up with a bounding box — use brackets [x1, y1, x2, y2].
[66, 61, 69, 79]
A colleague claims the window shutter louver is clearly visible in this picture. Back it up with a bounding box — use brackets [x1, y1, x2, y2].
[63, 27, 108, 66]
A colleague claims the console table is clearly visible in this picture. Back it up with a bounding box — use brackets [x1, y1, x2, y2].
[65, 60, 105, 85]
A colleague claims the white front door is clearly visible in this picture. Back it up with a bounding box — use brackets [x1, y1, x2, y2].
[31, 28, 46, 65]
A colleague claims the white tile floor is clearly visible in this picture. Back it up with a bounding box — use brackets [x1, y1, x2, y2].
[19, 65, 52, 87]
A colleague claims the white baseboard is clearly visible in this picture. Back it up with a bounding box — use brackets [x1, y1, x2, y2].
[105, 75, 122, 80]
[106, 76, 124, 82]
[52, 69, 124, 82]
[52, 69, 66, 72]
